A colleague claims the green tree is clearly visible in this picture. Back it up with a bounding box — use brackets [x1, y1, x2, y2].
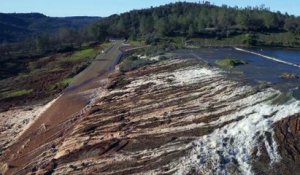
[263, 13, 279, 29]
[90, 23, 108, 41]
[196, 18, 206, 32]
[284, 18, 298, 33]
[236, 12, 249, 29]
[188, 24, 196, 37]
[139, 16, 154, 35]
[35, 35, 50, 52]
[243, 33, 257, 45]
[154, 18, 169, 36]
[116, 18, 127, 35]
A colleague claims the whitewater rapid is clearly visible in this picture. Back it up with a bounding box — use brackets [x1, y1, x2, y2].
[167, 63, 300, 175]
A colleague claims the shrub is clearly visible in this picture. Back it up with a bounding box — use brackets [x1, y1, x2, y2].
[145, 34, 160, 45]
[215, 57, 247, 68]
[119, 56, 157, 72]
[243, 34, 257, 45]
[66, 62, 90, 78]
[0, 89, 33, 100]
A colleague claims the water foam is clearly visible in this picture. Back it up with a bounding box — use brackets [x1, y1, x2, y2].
[170, 68, 300, 175]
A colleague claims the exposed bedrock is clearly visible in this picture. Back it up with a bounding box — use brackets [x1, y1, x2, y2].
[2, 58, 299, 175]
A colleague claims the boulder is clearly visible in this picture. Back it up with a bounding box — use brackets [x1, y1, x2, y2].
[280, 72, 299, 79]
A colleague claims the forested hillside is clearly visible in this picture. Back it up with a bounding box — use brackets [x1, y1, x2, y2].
[0, 13, 101, 83]
[0, 13, 100, 43]
[92, 2, 300, 45]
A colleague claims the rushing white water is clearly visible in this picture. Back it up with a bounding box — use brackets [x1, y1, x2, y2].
[166, 65, 300, 175]
[118, 59, 300, 174]
[234, 47, 300, 68]
[120, 59, 300, 174]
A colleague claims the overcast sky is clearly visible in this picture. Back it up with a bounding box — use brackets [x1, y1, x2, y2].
[1, 0, 300, 17]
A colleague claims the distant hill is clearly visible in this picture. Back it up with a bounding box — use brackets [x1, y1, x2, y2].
[92, 2, 300, 44]
[0, 13, 101, 43]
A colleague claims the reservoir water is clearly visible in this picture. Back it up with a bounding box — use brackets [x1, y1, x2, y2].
[173, 47, 300, 99]
[250, 48, 300, 65]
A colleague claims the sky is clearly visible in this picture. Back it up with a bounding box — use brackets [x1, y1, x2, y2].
[1, 0, 300, 17]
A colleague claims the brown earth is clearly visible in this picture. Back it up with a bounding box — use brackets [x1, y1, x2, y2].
[0, 41, 123, 174]
[0, 45, 102, 112]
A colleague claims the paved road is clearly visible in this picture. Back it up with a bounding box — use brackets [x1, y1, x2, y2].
[1, 41, 124, 174]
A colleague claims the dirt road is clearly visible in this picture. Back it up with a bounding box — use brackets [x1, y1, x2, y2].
[1, 40, 124, 174]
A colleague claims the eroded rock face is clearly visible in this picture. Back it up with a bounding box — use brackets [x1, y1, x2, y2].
[0, 98, 58, 157]
[2, 58, 300, 175]
[275, 115, 300, 162]
[252, 114, 300, 175]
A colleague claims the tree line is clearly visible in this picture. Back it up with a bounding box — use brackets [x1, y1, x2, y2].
[91, 2, 300, 42]
[3, 2, 300, 57]
[0, 26, 100, 60]
[0, 13, 100, 58]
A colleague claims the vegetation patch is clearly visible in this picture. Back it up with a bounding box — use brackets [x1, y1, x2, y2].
[128, 40, 146, 47]
[60, 78, 74, 87]
[143, 37, 185, 55]
[92, 2, 300, 48]
[0, 89, 33, 100]
[0, 44, 103, 110]
[62, 48, 97, 63]
[215, 57, 247, 68]
[49, 78, 74, 91]
[119, 56, 158, 72]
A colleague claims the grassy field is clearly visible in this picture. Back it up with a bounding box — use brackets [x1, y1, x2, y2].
[62, 48, 97, 62]
[0, 89, 33, 100]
